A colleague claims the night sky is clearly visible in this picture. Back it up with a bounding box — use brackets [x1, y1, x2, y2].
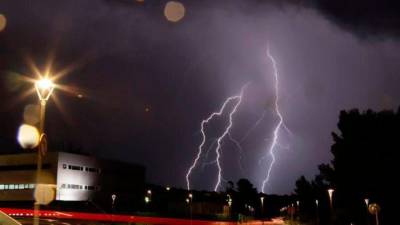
[1, 0, 400, 194]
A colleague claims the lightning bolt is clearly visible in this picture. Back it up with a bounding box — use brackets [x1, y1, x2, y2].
[261, 47, 291, 193]
[186, 84, 248, 191]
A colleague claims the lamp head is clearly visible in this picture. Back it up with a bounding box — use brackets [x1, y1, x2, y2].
[35, 78, 55, 101]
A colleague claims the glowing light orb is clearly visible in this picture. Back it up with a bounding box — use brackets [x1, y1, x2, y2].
[34, 184, 55, 205]
[164, 1, 185, 22]
[0, 14, 6, 32]
[17, 124, 40, 149]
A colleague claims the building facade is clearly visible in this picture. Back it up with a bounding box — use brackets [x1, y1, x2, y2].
[0, 151, 145, 208]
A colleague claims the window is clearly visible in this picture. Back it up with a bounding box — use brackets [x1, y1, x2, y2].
[24, 184, 29, 189]
[0, 184, 4, 190]
[29, 184, 35, 189]
[9, 184, 15, 190]
[18, 184, 24, 189]
[86, 167, 101, 173]
[69, 165, 83, 171]
[69, 184, 80, 189]
[87, 186, 96, 191]
[63, 164, 67, 169]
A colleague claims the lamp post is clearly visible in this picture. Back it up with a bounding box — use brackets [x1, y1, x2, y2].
[364, 198, 370, 225]
[327, 189, 334, 209]
[111, 194, 117, 211]
[34, 78, 54, 177]
[327, 189, 335, 224]
[315, 199, 319, 225]
[260, 196, 264, 217]
[188, 193, 193, 221]
[33, 78, 55, 225]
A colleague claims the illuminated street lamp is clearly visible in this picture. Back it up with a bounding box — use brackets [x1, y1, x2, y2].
[364, 198, 369, 207]
[34, 78, 54, 154]
[33, 77, 55, 225]
[34, 77, 55, 186]
[328, 188, 334, 208]
[328, 188, 335, 223]
[315, 200, 319, 225]
[260, 196, 264, 217]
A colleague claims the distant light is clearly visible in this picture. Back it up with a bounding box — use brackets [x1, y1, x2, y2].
[164, 1, 185, 22]
[17, 124, 40, 149]
[166, 186, 170, 191]
[0, 14, 6, 32]
[144, 196, 150, 203]
[147, 189, 152, 195]
[188, 193, 193, 199]
[185, 198, 190, 203]
[328, 188, 334, 198]
[145, 107, 150, 112]
[77, 94, 83, 98]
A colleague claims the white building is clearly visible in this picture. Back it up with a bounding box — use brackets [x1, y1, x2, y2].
[0, 151, 145, 205]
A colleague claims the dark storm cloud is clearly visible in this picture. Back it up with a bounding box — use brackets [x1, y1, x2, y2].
[1, 0, 400, 194]
[304, 0, 400, 39]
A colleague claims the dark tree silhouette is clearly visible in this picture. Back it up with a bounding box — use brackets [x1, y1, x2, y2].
[295, 108, 400, 225]
[234, 179, 258, 215]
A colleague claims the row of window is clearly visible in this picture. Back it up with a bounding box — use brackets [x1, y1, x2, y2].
[60, 183, 100, 191]
[62, 164, 101, 173]
[0, 184, 35, 190]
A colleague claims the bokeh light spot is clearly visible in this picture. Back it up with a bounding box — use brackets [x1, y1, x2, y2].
[164, 1, 185, 22]
[34, 184, 55, 205]
[17, 124, 40, 149]
[23, 104, 40, 125]
[0, 14, 6, 32]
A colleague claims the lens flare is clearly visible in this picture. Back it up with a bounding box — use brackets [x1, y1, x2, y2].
[17, 124, 40, 149]
[0, 14, 6, 32]
[164, 1, 185, 22]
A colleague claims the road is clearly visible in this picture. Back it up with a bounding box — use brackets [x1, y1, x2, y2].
[1, 208, 285, 225]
